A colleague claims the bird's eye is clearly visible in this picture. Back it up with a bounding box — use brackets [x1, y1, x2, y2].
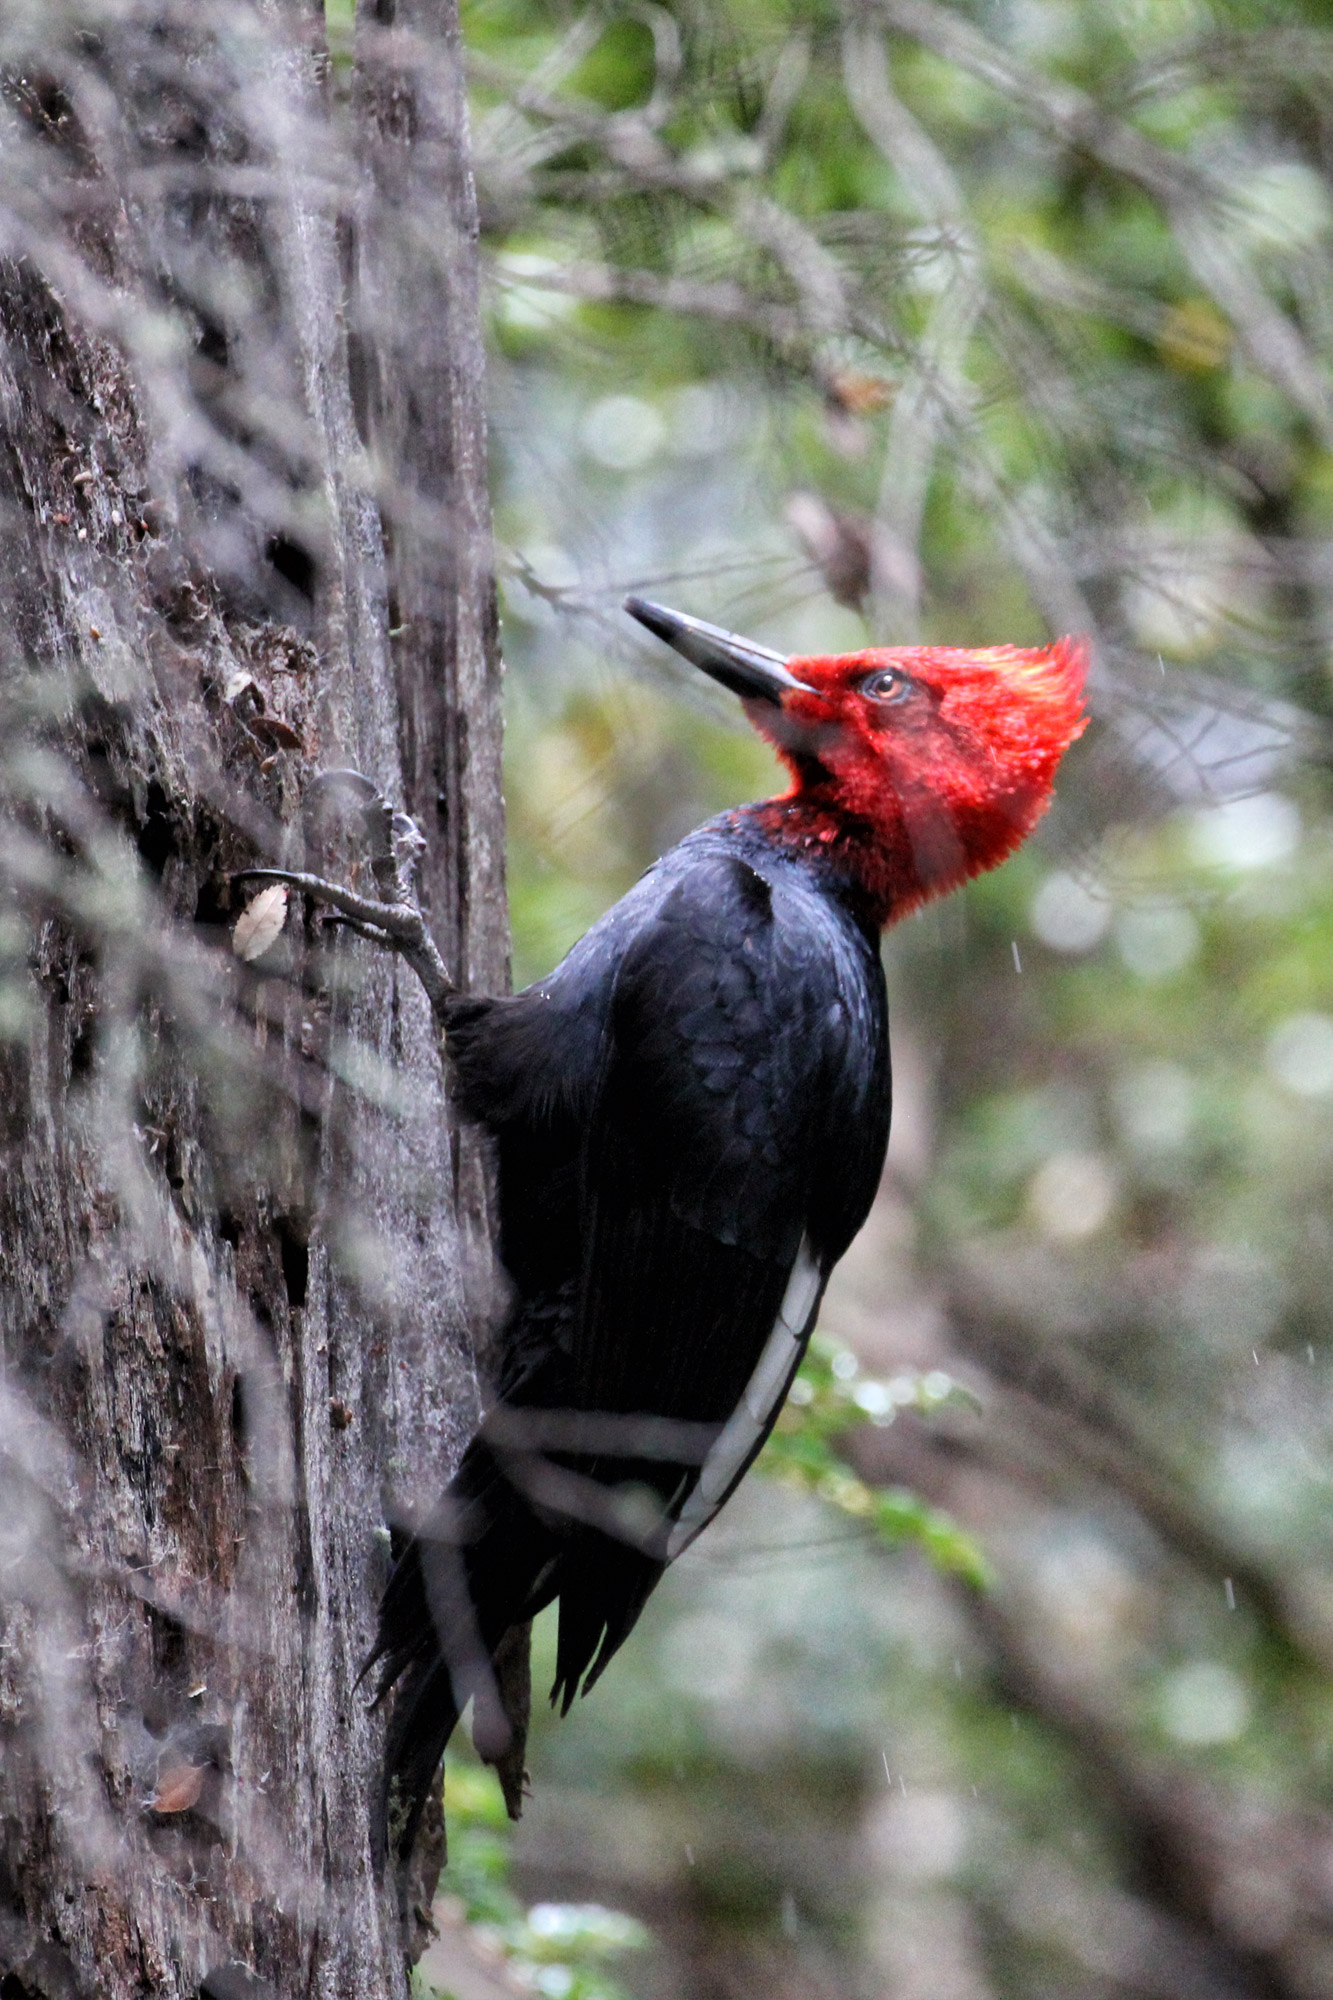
[860, 668, 913, 706]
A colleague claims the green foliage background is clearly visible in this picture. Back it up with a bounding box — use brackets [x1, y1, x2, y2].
[427, 2, 1333, 1995]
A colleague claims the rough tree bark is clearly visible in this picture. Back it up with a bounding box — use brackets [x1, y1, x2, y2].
[0, 2, 503, 1996]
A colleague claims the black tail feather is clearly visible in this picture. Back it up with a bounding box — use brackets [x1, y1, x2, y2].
[379, 1657, 461, 1869]
[370, 1437, 558, 1867]
[551, 1533, 665, 1713]
[371, 1433, 675, 1868]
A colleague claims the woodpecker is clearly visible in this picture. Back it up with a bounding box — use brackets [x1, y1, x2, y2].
[346, 598, 1087, 1859]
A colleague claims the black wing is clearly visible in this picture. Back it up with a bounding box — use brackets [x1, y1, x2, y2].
[527, 850, 887, 1697]
[372, 844, 889, 1850]
[572, 853, 829, 1415]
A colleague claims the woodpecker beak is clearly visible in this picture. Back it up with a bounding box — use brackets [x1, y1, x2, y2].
[624, 597, 815, 704]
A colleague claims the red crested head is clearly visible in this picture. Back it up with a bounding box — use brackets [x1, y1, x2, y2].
[625, 600, 1088, 928]
[764, 636, 1089, 923]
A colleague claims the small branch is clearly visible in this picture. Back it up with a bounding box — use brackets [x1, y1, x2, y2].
[840, 13, 987, 633]
[232, 868, 454, 1017]
[736, 192, 851, 341]
[870, 0, 1333, 449]
[488, 254, 808, 348]
[232, 867, 413, 937]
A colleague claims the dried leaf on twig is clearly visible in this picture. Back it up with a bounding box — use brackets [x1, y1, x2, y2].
[232, 883, 289, 962]
[150, 1762, 207, 1814]
[248, 714, 305, 751]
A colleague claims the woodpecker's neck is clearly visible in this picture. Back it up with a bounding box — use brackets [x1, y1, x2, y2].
[727, 790, 924, 930]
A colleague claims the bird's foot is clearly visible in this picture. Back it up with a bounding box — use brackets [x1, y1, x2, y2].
[231, 769, 453, 1017]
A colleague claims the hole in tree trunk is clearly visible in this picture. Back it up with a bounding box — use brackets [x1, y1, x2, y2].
[135, 782, 177, 879]
[230, 1374, 247, 1456]
[69, 1013, 95, 1081]
[275, 1216, 309, 1311]
[265, 534, 316, 603]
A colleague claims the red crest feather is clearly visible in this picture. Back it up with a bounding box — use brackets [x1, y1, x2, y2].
[746, 635, 1089, 925]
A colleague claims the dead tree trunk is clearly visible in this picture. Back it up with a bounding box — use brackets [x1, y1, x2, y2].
[0, 3, 503, 1996]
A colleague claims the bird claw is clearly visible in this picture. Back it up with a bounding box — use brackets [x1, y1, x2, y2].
[232, 768, 453, 1017]
[309, 767, 382, 804]
[305, 767, 428, 907]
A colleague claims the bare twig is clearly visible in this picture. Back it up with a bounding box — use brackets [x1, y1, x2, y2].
[868, 0, 1333, 447]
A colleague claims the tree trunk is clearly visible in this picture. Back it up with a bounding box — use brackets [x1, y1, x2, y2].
[0, 3, 503, 1996]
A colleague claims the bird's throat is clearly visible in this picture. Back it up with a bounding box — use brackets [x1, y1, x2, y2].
[733, 792, 941, 929]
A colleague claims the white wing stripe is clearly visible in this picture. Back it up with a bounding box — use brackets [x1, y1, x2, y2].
[666, 1236, 821, 1559]
[780, 1246, 823, 1337]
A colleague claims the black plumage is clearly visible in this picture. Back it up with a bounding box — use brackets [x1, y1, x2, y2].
[370, 814, 890, 1859]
